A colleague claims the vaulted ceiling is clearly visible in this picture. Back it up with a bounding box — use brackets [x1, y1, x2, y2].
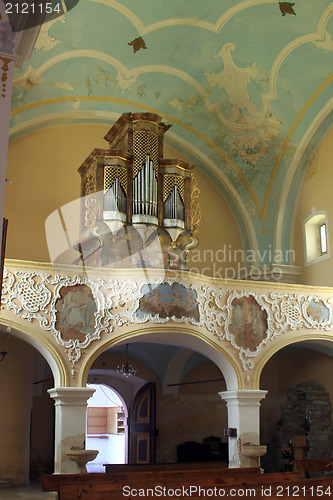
[10, 0, 333, 258]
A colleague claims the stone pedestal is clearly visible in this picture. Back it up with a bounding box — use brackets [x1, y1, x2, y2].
[219, 390, 267, 468]
[48, 387, 95, 473]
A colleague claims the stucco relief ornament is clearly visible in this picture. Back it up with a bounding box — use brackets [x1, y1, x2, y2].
[1, 270, 110, 364]
[205, 43, 260, 131]
[51, 277, 108, 363]
[2, 270, 52, 322]
[264, 293, 333, 338]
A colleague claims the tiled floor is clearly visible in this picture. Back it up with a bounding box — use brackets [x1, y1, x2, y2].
[0, 482, 50, 499]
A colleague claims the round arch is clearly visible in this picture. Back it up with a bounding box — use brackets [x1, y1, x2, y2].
[253, 332, 333, 389]
[0, 318, 68, 387]
[78, 325, 242, 391]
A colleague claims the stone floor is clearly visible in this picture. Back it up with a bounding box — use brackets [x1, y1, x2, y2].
[0, 482, 50, 499]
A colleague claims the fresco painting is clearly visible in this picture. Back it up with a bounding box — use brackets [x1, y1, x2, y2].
[55, 284, 97, 342]
[137, 282, 199, 321]
[307, 299, 330, 322]
[229, 295, 268, 351]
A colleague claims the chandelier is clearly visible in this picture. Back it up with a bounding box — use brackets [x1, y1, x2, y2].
[117, 343, 137, 378]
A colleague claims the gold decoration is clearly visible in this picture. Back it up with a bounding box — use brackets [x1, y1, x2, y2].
[163, 174, 185, 202]
[191, 174, 201, 236]
[84, 175, 97, 227]
[84, 175, 96, 195]
[133, 131, 158, 176]
[104, 166, 128, 193]
[0, 57, 13, 98]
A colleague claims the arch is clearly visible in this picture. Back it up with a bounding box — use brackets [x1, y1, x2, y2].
[0, 318, 68, 387]
[275, 102, 333, 258]
[78, 326, 242, 391]
[253, 332, 333, 389]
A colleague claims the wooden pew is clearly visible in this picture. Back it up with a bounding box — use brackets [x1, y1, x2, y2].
[294, 458, 333, 478]
[41, 465, 259, 499]
[40, 465, 333, 500]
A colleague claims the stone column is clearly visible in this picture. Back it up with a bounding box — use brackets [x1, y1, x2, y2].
[48, 387, 95, 473]
[219, 390, 267, 468]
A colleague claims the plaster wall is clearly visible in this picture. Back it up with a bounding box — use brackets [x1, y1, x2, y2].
[30, 358, 54, 480]
[156, 360, 227, 463]
[0, 333, 34, 485]
[294, 126, 333, 286]
[5, 125, 243, 276]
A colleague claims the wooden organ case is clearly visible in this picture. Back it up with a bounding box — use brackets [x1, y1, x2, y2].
[76, 113, 200, 270]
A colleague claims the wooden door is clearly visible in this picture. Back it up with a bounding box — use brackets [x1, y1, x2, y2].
[129, 382, 156, 464]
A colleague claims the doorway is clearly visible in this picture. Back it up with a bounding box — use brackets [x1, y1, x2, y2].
[86, 384, 128, 472]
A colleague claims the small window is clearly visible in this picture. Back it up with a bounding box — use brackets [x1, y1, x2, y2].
[303, 210, 330, 265]
[320, 223, 327, 255]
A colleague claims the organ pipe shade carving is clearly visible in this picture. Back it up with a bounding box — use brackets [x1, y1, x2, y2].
[133, 131, 159, 176]
[163, 174, 185, 203]
[104, 166, 128, 194]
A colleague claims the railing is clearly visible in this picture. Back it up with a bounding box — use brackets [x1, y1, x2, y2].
[1, 259, 333, 377]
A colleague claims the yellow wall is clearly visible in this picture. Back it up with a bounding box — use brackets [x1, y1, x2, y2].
[5, 125, 107, 263]
[5, 125, 244, 276]
[0, 334, 34, 485]
[157, 359, 227, 463]
[293, 125, 333, 286]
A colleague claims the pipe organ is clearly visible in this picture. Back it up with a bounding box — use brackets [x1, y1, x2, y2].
[76, 113, 200, 270]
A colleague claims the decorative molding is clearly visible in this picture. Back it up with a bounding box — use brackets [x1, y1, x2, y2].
[238, 264, 302, 284]
[1, 266, 333, 372]
[0, 56, 14, 98]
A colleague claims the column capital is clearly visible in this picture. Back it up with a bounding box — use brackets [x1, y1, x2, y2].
[48, 386, 95, 406]
[219, 389, 267, 406]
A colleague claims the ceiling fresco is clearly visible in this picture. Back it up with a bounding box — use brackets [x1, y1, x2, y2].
[9, 0, 333, 261]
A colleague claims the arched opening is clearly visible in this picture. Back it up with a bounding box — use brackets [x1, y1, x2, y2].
[259, 340, 333, 472]
[86, 384, 129, 472]
[86, 332, 235, 465]
[0, 327, 56, 486]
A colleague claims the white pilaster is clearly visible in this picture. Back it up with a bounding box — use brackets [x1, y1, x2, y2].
[48, 387, 95, 473]
[219, 389, 267, 468]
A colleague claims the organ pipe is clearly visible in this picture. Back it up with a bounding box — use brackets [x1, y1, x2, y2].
[132, 155, 158, 217]
[103, 178, 127, 214]
[163, 185, 184, 221]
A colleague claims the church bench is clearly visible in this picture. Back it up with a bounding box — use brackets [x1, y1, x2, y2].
[104, 461, 229, 472]
[294, 458, 333, 478]
[41, 472, 333, 500]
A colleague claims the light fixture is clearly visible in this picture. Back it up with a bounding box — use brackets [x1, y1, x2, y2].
[117, 343, 137, 378]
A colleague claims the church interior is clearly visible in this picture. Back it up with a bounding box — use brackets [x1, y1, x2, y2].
[0, 0, 333, 496]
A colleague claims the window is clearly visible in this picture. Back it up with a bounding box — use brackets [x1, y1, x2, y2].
[320, 223, 327, 255]
[303, 210, 330, 265]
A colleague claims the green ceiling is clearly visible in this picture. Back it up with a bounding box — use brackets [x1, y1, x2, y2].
[10, 0, 333, 260]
